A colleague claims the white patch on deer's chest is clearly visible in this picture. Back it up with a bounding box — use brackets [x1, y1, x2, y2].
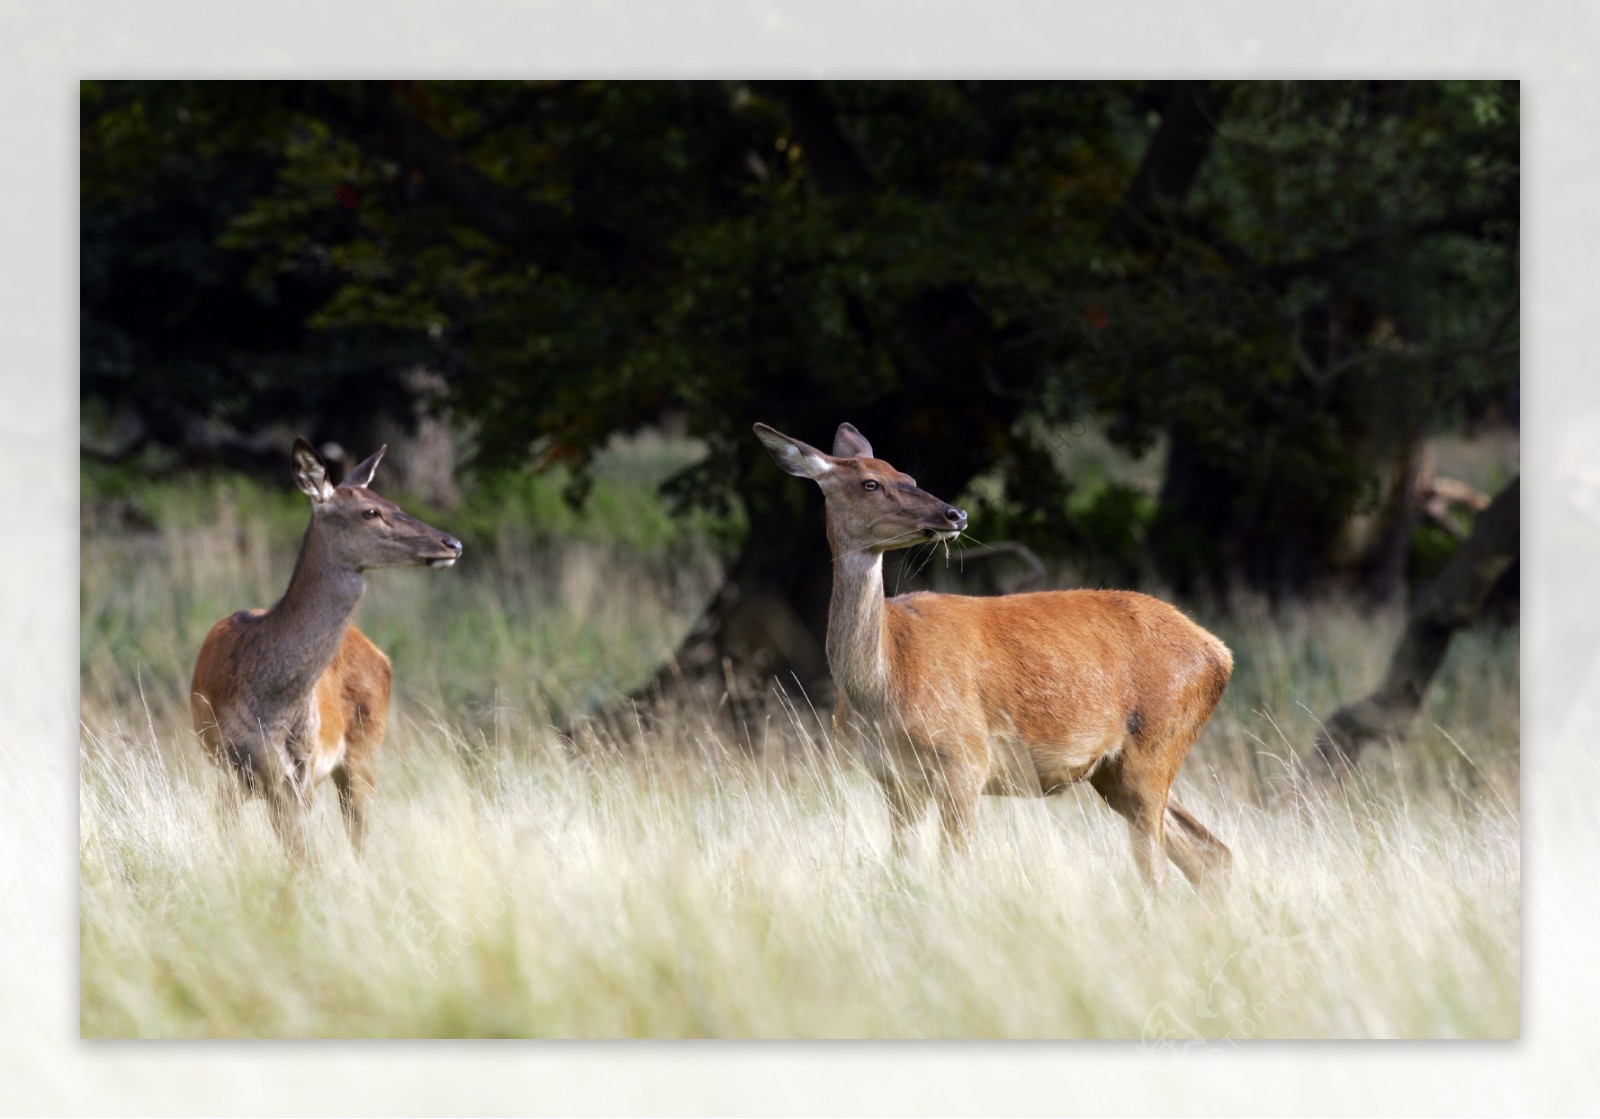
[308, 734, 348, 787]
[276, 694, 346, 794]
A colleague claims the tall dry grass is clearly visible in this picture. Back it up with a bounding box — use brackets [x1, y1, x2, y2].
[79, 477, 1519, 1039]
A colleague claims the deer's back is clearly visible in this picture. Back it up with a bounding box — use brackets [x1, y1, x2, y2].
[883, 588, 1231, 757]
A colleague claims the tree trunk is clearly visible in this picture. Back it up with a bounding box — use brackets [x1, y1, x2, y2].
[1103, 82, 1245, 595]
[1315, 475, 1519, 765]
[627, 87, 1044, 710]
[1149, 425, 1236, 597]
[1102, 81, 1233, 250]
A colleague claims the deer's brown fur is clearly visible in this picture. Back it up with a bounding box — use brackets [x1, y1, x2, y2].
[758, 421, 1232, 891]
[189, 439, 460, 859]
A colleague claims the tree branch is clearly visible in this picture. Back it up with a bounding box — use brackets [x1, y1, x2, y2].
[1257, 205, 1516, 284]
[1315, 475, 1519, 765]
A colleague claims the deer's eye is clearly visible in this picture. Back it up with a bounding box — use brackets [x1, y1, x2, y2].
[862, 480, 879, 492]
[363, 508, 383, 519]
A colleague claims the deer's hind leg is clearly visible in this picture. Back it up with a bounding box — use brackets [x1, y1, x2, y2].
[334, 659, 390, 851]
[1163, 798, 1232, 891]
[331, 762, 375, 854]
[323, 628, 391, 856]
[1145, 665, 1233, 892]
[1088, 754, 1170, 893]
[332, 704, 383, 855]
[1091, 750, 1230, 894]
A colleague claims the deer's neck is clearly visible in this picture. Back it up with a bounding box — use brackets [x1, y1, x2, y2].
[826, 545, 892, 713]
[257, 522, 367, 705]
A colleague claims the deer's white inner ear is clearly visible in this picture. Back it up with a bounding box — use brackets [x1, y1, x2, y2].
[293, 454, 335, 503]
[800, 450, 834, 477]
[769, 440, 833, 479]
[776, 445, 833, 479]
[756, 424, 836, 480]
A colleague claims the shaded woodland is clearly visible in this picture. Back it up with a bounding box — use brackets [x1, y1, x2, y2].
[81, 80, 1520, 696]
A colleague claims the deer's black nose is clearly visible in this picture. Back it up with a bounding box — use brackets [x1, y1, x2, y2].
[945, 507, 968, 529]
[442, 535, 463, 553]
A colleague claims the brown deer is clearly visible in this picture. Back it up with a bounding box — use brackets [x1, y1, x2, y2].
[755, 422, 1233, 892]
[190, 439, 462, 860]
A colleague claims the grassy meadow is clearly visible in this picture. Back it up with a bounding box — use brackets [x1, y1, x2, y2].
[79, 434, 1520, 1039]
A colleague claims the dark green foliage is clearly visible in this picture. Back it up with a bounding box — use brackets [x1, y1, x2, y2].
[80, 82, 427, 463]
[81, 79, 1518, 606]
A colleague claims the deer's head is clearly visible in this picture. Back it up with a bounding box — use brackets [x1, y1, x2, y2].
[292, 439, 463, 571]
[755, 422, 968, 557]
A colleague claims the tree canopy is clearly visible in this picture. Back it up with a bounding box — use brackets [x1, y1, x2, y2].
[81, 79, 1519, 687]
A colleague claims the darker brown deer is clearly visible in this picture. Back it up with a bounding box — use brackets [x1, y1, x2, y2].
[755, 422, 1233, 892]
[190, 439, 462, 860]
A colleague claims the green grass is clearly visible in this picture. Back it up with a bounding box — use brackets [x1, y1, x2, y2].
[78, 459, 1519, 1039]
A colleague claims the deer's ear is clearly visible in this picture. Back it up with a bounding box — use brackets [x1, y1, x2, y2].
[754, 423, 834, 480]
[292, 438, 335, 503]
[832, 423, 873, 459]
[342, 444, 387, 489]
